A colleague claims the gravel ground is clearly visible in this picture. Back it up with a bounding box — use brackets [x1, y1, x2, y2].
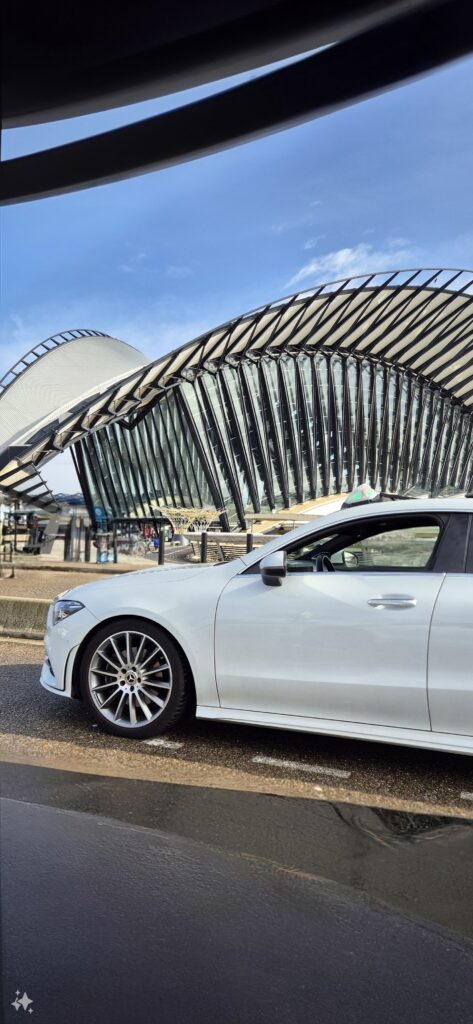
[0, 569, 116, 600]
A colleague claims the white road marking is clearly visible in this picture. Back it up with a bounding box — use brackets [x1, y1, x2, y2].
[252, 755, 351, 779]
[460, 792, 473, 801]
[144, 737, 184, 749]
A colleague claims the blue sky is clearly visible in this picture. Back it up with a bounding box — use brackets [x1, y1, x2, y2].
[2, 53, 473, 491]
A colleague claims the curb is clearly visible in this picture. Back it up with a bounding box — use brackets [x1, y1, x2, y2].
[14, 561, 137, 574]
[0, 596, 49, 639]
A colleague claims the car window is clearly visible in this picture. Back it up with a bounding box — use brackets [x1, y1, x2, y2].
[331, 524, 440, 570]
[286, 517, 442, 573]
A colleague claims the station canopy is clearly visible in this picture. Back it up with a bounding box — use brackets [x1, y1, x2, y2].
[1, 269, 473, 507]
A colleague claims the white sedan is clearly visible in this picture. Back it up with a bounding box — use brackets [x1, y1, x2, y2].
[41, 498, 473, 755]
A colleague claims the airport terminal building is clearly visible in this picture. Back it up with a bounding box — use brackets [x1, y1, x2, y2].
[1, 269, 473, 529]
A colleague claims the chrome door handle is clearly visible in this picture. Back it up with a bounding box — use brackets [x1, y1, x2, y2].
[367, 595, 417, 609]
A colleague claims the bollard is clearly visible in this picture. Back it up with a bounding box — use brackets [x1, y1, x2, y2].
[200, 531, 208, 563]
[158, 528, 165, 565]
[246, 532, 254, 553]
[84, 527, 91, 563]
[64, 522, 72, 561]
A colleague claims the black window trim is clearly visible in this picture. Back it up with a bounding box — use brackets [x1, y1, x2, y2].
[462, 513, 473, 573]
[244, 510, 471, 576]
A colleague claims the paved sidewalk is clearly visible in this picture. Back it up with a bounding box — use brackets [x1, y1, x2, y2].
[0, 569, 117, 601]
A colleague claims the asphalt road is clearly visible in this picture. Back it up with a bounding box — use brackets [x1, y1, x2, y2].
[2, 639, 473, 816]
[3, 642, 473, 1023]
[3, 789, 473, 1024]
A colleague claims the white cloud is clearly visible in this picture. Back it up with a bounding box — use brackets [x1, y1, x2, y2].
[269, 214, 313, 235]
[119, 251, 148, 274]
[164, 264, 193, 280]
[303, 234, 325, 251]
[286, 239, 420, 288]
[287, 233, 473, 290]
[269, 198, 323, 236]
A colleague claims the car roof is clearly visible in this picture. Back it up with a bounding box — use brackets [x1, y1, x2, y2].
[240, 497, 472, 568]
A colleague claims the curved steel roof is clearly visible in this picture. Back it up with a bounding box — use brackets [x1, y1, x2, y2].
[2, 268, 473, 502]
[0, 329, 107, 396]
[0, 331, 145, 506]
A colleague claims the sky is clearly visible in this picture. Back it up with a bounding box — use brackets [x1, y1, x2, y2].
[1, 51, 473, 492]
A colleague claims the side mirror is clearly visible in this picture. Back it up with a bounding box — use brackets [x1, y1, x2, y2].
[342, 550, 359, 568]
[260, 550, 287, 587]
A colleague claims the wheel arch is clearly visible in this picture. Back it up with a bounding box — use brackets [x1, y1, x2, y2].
[71, 613, 196, 708]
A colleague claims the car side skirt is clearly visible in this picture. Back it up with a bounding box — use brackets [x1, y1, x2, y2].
[196, 706, 473, 756]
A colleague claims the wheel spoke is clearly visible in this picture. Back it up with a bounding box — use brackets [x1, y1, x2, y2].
[141, 678, 171, 690]
[99, 651, 122, 671]
[140, 686, 165, 708]
[128, 693, 137, 725]
[144, 666, 169, 678]
[110, 637, 125, 666]
[135, 690, 153, 720]
[93, 680, 119, 692]
[134, 635, 146, 664]
[114, 692, 127, 721]
[91, 668, 117, 677]
[100, 687, 122, 709]
[125, 632, 131, 664]
[140, 646, 162, 669]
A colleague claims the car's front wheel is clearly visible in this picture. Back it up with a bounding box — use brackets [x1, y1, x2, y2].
[80, 618, 190, 738]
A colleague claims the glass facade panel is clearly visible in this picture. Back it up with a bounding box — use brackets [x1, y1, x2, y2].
[296, 354, 315, 499]
[78, 350, 473, 529]
[11, 273, 473, 515]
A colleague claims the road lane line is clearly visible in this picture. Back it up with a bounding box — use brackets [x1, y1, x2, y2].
[144, 737, 184, 749]
[252, 755, 351, 779]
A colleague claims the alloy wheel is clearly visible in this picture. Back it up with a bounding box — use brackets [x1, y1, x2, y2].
[88, 629, 173, 729]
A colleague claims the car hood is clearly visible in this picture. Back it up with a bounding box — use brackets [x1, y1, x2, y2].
[58, 560, 241, 604]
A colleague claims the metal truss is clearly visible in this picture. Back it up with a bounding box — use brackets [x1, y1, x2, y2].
[79, 346, 473, 529]
[3, 270, 473, 520]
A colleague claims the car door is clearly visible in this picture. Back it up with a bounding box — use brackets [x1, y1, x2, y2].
[428, 512, 473, 735]
[215, 512, 447, 729]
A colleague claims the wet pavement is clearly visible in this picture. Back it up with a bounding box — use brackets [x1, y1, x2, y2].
[2, 763, 473, 1023]
[2, 642, 473, 1021]
[3, 759, 473, 938]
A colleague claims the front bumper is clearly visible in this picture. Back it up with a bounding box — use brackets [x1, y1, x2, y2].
[40, 605, 99, 698]
[40, 655, 72, 697]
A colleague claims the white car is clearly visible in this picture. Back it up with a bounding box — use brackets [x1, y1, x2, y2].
[41, 498, 473, 755]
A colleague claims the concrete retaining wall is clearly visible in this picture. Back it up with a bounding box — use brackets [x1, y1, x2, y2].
[0, 596, 49, 639]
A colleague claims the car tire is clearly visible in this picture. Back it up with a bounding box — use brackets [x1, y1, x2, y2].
[79, 617, 191, 738]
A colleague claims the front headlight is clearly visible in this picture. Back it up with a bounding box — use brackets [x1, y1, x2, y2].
[52, 599, 85, 625]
